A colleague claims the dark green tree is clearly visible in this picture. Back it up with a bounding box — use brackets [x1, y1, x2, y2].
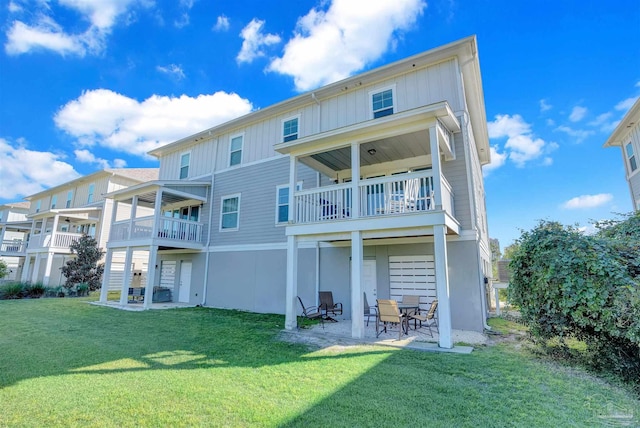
[489, 238, 501, 278]
[61, 235, 105, 291]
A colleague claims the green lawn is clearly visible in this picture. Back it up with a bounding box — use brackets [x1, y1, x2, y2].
[0, 298, 637, 427]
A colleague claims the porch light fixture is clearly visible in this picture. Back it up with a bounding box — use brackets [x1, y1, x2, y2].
[64, 218, 70, 223]
[367, 148, 377, 156]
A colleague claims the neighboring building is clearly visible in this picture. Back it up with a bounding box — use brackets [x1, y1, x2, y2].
[0, 202, 31, 280]
[604, 98, 640, 211]
[20, 168, 159, 286]
[100, 36, 491, 348]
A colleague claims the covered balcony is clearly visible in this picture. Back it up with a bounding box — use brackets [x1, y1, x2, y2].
[26, 208, 101, 253]
[0, 220, 31, 256]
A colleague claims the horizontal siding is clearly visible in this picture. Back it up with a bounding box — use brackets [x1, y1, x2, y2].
[442, 131, 472, 230]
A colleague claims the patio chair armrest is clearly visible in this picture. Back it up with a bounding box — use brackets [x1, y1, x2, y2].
[334, 302, 343, 310]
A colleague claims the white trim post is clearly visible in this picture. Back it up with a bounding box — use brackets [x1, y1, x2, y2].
[429, 125, 443, 210]
[434, 225, 452, 348]
[21, 254, 31, 282]
[351, 142, 360, 219]
[284, 235, 298, 330]
[100, 249, 114, 302]
[31, 253, 41, 283]
[351, 230, 364, 338]
[119, 247, 134, 305]
[143, 246, 158, 309]
[42, 251, 55, 286]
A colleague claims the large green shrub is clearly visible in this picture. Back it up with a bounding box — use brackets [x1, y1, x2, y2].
[60, 234, 104, 291]
[0, 282, 24, 299]
[508, 215, 640, 386]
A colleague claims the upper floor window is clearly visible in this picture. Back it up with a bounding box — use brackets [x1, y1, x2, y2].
[229, 135, 243, 167]
[87, 184, 95, 203]
[371, 88, 394, 119]
[283, 117, 299, 142]
[35, 201, 41, 213]
[625, 142, 637, 173]
[66, 191, 73, 208]
[220, 194, 240, 231]
[180, 152, 190, 179]
[51, 196, 57, 209]
[276, 183, 302, 224]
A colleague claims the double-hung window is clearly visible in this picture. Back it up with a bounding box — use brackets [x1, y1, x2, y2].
[283, 117, 299, 142]
[50, 196, 57, 209]
[625, 142, 637, 173]
[180, 152, 190, 179]
[66, 191, 73, 208]
[220, 194, 240, 231]
[229, 135, 243, 167]
[371, 87, 394, 119]
[276, 183, 302, 224]
[35, 201, 41, 213]
[87, 184, 95, 203]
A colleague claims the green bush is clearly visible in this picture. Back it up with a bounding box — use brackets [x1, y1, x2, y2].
[75, 283, 89, 296]
[24, 283, 46, 298]
[509, 215, 640, 387]
[0, 282, 24, 299]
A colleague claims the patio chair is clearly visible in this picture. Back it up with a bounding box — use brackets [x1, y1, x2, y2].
[319, 291, 342, 321]
[363, 292, 377, 327]
[376, 299, 408, 340]
[401, 294, 421, 307]
[297, 296, 324, 329]
[408, 299, 438, 337]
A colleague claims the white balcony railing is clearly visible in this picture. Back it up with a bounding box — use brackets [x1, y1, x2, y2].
[1, 240, 26, 254]
[110, 215, 203, 245]
[26, 232, 82, 250]
[54, 232, 83, 248]
[294, 171, 454, 225]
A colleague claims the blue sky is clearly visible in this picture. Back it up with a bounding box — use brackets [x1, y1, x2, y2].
[0, 0, 639, 250]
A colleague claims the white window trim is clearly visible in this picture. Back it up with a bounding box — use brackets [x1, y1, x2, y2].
[179, 151, 191, 180]
[219, 193, 241, 232]
[625, 141, 638, 177]
[229, 133, 244, 168]
[281, 115, 301, 143]
[369, 84, 396, 119]
[275, 182, 303, 225]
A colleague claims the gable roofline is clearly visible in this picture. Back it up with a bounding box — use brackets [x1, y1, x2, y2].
[603, 98, 640, 147]
[149, 35, 490, 163]
[24, 168, 159, 201]
[0, 201, 30, 210]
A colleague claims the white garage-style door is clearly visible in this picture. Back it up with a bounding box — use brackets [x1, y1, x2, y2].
[389, 255, 436, 311]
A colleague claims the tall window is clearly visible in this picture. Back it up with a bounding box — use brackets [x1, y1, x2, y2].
[66, 191, 73, 208]
[50, 195, 57, 209]
[283, 117, 299, 142]
[220, 195, 240, 230]
[625, 142, 637, 173]
[35, 200, 41, 213]
[276, 183, 302, 223]
[371, 88, 394, 118]
[229, 135, 243, 166]
[180, 152, 190, 179]
[87, 184, 95, 203]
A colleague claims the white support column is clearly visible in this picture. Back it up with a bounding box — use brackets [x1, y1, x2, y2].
[288, 156, 298, 223]
[351, 143, 360, 219]
[143, 246, 158, 309]
[350, 230, 364, 338]
[119, 247, 134, 305]
[284, 235, 298, 330]
[50, 215, 60, 249]
[31, 253, 41, 283]
[429, 125, 443, 210]
[0, 226, 6, 248]
[42, 252, 55, 286]
[434, 225, 453, 348]
[21, 255, 31, 282]
[128, 196, 138, 240]
[151, 191, 163, 238]
[100, 249, 114, 302]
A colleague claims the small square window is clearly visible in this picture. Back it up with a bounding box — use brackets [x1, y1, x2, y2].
[221, 195, 240, 230]
[283, 118, 298, 142]
[180, 153, 190, 179]
[230, 135, 243, 166]
[372, 89, 394, 118]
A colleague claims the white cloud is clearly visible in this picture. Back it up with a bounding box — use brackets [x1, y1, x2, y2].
[562, 193, 613, 210]
[236, 18, 281, 64]
[214, 15, 230, 32]
[267, 0, 426, 91]
[54, 89, 253, 157]
[569, 106, 587, 122]
[74, 149, 126, 169]
[0, 138, 80, 200]
[555, 125, 594, 143]
[615, 96, 639, 112]
[8, 1, 23, 13]
[539, 99, 552, 112]
[487, 114, 557, 168]
[482, 145, 507, 175]
[157, 64, 186, 80]
[5, 0, 149, 56]
[588, 112, 612, 127]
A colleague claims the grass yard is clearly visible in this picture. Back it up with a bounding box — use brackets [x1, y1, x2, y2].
[0, 298, 638, 427]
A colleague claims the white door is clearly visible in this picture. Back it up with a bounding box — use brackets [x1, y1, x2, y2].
[388, 255, 436, 311]
[363, 259, 377, 306]
[178, 261, 192, 303]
